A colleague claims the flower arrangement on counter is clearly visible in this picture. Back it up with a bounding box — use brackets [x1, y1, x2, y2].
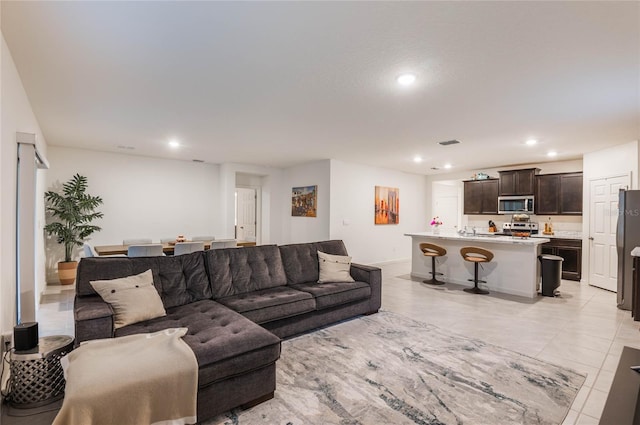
[430, 216, 443, 227]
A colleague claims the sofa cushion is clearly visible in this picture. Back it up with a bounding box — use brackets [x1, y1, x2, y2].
[115, 300, 281, 387]
[279, 240, 349, 285]
[217, 287, 316, 324]
[76, 253, 211, 309]
[291, 280, 371, 310]
[205, 245, 287, 298]
[90, 269, 166, 329]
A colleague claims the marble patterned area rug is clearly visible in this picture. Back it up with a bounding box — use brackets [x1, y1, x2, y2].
[206, 311, 585, 425]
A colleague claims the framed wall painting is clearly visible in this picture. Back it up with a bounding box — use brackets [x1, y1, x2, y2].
[374, 186, 399, 224]
[292, 185, 317, 217]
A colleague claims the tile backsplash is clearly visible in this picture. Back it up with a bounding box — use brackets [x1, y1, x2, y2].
[465, 214, 582, 233]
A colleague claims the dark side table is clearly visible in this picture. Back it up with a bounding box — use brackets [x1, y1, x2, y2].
[8, 335, 73, 409]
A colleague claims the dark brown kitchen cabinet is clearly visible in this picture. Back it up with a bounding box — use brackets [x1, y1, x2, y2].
[541, 238, 582, 281]
[535, 172, 583, 215]
[463, 179, 498, 215]
[498, 168, 538, 196]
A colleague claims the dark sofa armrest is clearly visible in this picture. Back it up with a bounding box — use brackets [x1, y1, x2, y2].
[74, 295, 114, 346]
[350, 263, 382, 314]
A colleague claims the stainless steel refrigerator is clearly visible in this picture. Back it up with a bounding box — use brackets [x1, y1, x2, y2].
[617, 189, 640, 310]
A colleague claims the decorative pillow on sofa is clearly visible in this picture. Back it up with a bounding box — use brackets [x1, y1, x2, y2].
[317, 251, 355, 283]
[90, 269, 166, 329]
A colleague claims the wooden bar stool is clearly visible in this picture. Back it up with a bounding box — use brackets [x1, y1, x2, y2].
[419, 243, 447, 285]
[460, 246, 494, 295]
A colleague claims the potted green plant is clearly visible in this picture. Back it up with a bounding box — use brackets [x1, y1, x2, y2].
[44, 174, 103, 285]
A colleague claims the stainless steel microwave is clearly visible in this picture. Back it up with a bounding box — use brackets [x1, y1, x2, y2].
[497, 196, 534, 214]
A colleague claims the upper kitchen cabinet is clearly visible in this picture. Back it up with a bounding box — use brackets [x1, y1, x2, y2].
[535, 172, 583, 215]
[498, 168, 539, 196]
[463, 179, 499, 215]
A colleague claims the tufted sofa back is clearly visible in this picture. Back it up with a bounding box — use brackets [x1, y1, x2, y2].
[204, 245, 287, 299]
[278, 240, 349, 285]
[76, 252, 211, 309]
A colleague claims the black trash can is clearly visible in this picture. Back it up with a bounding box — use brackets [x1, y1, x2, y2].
[538, 254, 563, 297]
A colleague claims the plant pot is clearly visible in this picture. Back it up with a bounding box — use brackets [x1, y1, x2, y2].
[58, 261, 78, 285]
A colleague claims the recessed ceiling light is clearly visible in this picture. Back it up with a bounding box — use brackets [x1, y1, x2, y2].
[525, 139, 538, 146]
[397, 74, 416, 86]
[413, 156, 423, 163]
[444, 163, 452, 169]
[547, 151, 558, 157]
[168, 139, 180, 148]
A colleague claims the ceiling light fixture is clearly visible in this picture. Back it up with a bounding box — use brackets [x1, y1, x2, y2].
[547, 151, 558, 157]
[444, 163, 452, 169]
[397, 74, 416, 86]
[413, 156, 423, 163]
[168, 139, 180, 148]
[525, 139, 538, 146]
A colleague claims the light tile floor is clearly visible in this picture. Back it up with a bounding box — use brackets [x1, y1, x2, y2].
[380, 261, 639, 425]
[7, 260, 639, 424]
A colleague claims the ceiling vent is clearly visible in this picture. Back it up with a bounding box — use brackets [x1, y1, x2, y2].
[192, 159, 205, 163]
[438, 140, 460, 146]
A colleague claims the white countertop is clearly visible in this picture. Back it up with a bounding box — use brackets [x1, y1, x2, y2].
[405, 231, 550, 245]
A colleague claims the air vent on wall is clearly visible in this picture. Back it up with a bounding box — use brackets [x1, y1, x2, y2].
[117, 145, 135, 150]
[438, 140, 460, 146]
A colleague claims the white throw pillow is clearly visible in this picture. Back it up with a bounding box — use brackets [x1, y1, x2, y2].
[90, 269, 166, 329]
[317, 251, 355, 283]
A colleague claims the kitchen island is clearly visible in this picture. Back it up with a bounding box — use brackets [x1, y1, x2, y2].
[406, 232, 550, 298]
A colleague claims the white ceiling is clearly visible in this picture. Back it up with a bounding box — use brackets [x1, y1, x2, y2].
[2, 1, 638, 174]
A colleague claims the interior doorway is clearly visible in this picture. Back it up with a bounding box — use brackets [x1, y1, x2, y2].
[431, 180, 462, 232]
[235, 187, 257, 245]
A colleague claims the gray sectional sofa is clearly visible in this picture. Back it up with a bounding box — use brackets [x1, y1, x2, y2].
[74, 240, 381, 422]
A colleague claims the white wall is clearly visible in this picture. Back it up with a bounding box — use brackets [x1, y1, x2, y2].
[582, 141, 638, 189]
[329, 159, 428, 264]
[45, 147, 221, 281]
[281, 160, 330, 244]
[1, 35, 49, 335]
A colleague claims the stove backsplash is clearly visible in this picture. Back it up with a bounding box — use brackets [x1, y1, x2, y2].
[464, 214, 582, 233]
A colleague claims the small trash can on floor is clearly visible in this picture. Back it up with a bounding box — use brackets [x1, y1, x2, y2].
[538, 254, 563, 297]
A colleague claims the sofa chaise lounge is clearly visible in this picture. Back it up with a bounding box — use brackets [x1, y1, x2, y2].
[74, 240, 382, 421]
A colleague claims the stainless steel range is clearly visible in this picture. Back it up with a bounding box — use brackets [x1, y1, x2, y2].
[503, 222, 539, 235]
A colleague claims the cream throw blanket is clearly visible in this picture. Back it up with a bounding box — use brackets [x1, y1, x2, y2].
[53, 328, 198, 425]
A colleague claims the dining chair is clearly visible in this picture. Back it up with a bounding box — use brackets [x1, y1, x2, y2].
[173, 241, 205, 256]
[192, 235, 215, 242]
[210, 240, 238, 250]
[83, 242, 98, 258]
[123, 238, 153, 245]
[127, 244, 165, 257]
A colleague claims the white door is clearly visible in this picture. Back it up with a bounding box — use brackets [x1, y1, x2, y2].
[589, 175, 630, 291]
[236, 188, 256, 242]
